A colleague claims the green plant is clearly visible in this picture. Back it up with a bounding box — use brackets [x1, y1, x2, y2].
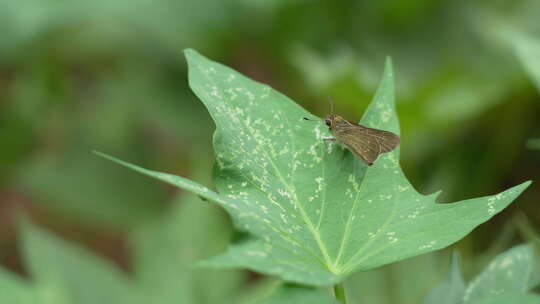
[1, 194, 256, 304]
[97, 50, 531, 302]
[512, 33, 540, 151]
[424, 245, 540, 304]
[513, 33, 540, 92]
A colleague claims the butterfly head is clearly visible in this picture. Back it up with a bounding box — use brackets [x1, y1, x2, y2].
[304, 113, 344, 131]
[324, 114, 344, 130]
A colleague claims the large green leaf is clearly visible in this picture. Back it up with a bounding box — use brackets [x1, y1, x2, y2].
[424, 244, 540, 304]
[98, 49, 530, 286]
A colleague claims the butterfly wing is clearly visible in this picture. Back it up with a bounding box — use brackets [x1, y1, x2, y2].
[332, 120, 400, 165]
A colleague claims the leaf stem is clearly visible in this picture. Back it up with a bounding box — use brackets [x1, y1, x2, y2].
[333, 283, 347, 303]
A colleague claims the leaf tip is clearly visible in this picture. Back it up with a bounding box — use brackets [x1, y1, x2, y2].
[92, 151, 134, 172]
[183, 48, 197, 56]
[92, 150, 106, 158]
[93, 150, 117, 163]
[183, 48, 203, 64]
[514, 180, 533, 194]
[450, 250, 462, 266]
[384, 56, 394, 72]
[430, 190, 443, 201]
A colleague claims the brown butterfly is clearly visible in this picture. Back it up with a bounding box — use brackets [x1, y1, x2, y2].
[304, 113, 400, 166]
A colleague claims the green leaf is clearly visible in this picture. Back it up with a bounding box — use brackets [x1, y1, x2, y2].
[469, 292, 540, 304]
[424, 244, 540, 304]
[513, 34, 540, 92]
[424, 252, 465, 304]
[13, 193, 248, 304]
[131, 193, 245, 304]
[258, 284, 339, 304]
[347, 252, 443, 304]
[463, 245, 536, 303]
[19, 218, 136, 304]
[527, 139, 540, 151]
[514, 215, 540, 288]
[98, 49, 531, 285]
[0, 268, 39, 304]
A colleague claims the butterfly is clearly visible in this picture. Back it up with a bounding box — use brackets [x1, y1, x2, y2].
[304, 99, 400, 166]
[320, 113, 399, 165]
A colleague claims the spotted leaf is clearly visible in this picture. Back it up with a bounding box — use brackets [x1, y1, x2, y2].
[98, 49, 530, 286]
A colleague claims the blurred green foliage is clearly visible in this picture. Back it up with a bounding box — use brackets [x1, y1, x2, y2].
[256, 284, 339, 304]
[424, 245, 540, 304]
[1, 0, 540, 303]
[0, 194, 257, 304]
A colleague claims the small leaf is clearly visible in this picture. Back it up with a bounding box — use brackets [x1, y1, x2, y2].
[0, 268, 39, 304]
[131, 193, 245, 304]
[345, 251, 442, 304]
[424, 252, 465, 304]
[98, 50, 531, 285]
[425, 244, 540, 304]
[19, 217, 136, 304]
[463, 245, 535, 303]
[512, 34, 540, 152]
[514, 215, 540, 288]
[527, 139, 540, 151]
[258, 284, 339, 304]
[513, 34, 540, 92]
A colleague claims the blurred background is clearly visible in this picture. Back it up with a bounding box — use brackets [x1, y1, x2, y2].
[1, 0, 539, 303]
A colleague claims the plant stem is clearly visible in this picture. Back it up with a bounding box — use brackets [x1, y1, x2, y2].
[334, 283, 347, 303]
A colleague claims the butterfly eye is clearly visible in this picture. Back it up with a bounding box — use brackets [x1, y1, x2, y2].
[325, 118, 331, 126]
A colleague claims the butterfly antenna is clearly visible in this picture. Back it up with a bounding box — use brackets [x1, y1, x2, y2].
[303, 117, 318, 122]
[327, 96, 334, 114]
